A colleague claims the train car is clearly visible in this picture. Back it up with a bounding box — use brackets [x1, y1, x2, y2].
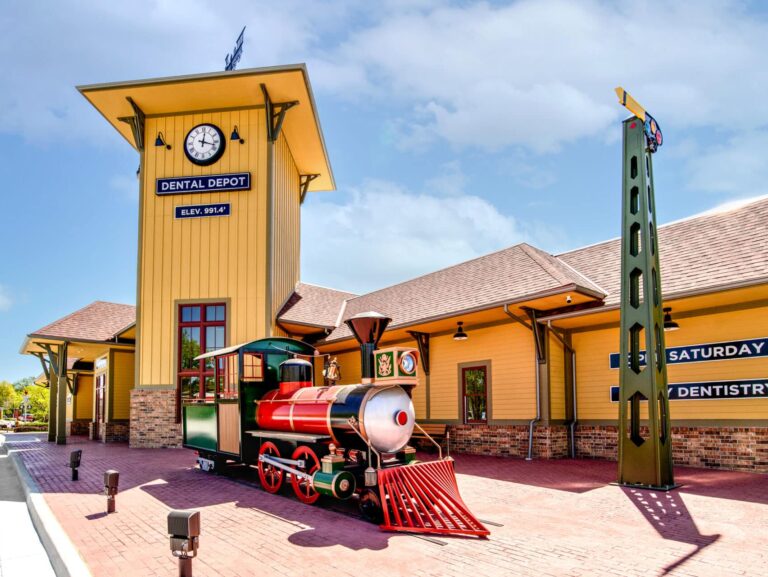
[182, 313, 488, 537]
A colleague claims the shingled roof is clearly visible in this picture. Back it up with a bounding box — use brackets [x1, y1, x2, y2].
[559, 195, 768, 306]
[28, 301, 136, 342]
[321, 243, 606, 343]
[278, 283, 357, 329]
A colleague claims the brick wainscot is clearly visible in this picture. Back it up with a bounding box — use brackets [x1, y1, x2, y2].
[129, 388, 181, 448]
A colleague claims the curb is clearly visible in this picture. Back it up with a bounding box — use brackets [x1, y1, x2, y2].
[2, 439, 92, 577]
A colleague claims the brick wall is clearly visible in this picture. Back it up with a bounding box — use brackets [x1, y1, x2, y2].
[130, 389, 181, 448]
[575, 424, 768, 473]
[447, 424, 569, 459]
[67, 419, 90, 436]
[86, 420, 130, 443]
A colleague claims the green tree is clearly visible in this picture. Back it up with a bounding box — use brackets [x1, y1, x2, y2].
[13, 376, 35, 392]
[25, 385, 49, 422]
[0, 381, 21, 419]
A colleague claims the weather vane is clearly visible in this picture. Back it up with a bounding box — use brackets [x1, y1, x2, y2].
[225, 27, 246, 71]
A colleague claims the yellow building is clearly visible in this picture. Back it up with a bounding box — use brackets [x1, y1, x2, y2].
[21, 63, 767, 472]
[21, 301, 135, 442]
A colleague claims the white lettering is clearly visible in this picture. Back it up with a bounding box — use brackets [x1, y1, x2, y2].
[678, 387, 689, 398]
[668, 351, 678, 362]
[713, 346, 725, 358]
[700, 386, 712, 398]
[690, 348, 700, 360]
[754, 342, 765, 354]
[729, 385, 740, 396]
[700, 348, 712, 359]
[725, 345, 738, 357]
[679, 350, 691, 362]
[738, 344, 751, 356]
[690, 386, 700, 397]
[754, 384, 766, 395]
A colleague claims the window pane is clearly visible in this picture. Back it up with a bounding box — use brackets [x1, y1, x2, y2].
[206, 305, 225, 322]
[463, 368, 487, 423]
[181, 327, 201, 370]
[205, 326, 224, 369]
[180, 377, 200, 399]
[204, 377, 216, 399]
[242, 353, 264, 382]
[181, 306, 200, 323]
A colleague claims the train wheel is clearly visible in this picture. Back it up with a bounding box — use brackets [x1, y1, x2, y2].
[358, 488, 384, 524]
[258, 441, 284, 494]
[290, 445, 321, 504]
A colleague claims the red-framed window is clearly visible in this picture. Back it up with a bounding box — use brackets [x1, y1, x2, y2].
[462, 366, 488, 424]
[178, 303, 226, 404]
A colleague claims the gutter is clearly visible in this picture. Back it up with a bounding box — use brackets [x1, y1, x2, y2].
[503, 304, 539, 460]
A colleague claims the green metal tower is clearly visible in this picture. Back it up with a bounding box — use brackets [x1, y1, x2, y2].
[616, 88, 676, 490]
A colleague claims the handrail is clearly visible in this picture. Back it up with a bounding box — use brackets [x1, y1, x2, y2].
[347, 417, 381, 469]
[412, 421, 443, 460]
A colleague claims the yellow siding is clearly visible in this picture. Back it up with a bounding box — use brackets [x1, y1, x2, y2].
[573, 305, 768, 421]
[272, 133, 301, 322]
[411, 368, 427, 419]
[66, 393, 74, 421]
[332, 350, 362, 385]
[75, 374, 93, 420]
[549, 334, 566, 420]
[138, 111, 268, 386]
[429, 323, 536, 421]
[111, 351, 135, 420]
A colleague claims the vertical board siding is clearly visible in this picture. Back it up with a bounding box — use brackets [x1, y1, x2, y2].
[573, 305, 768, 421]
[112, 351, 135, 420]
[139, 112, 268, 386]
[75, 375, 93, 420]
[549, 334, 566, 420]
[429, 323, 536, 421]
[272, 133, 301, 322]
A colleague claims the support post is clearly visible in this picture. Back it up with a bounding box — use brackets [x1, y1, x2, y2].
[617, 116, 674, 489]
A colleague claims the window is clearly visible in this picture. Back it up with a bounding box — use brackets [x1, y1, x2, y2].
[216, 354, 239, 400]
[462, 366, 488, 424]
[178, 303, 226, 404]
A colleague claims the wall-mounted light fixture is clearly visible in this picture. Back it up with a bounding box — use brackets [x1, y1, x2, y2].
[663, 307, 679, 331]
[155, 132, 171, 149]
[230, 125, 244, 143]
[453, 321, 468, 341]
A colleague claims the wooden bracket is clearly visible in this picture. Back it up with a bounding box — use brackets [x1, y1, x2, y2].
[407, 331, 430, 376]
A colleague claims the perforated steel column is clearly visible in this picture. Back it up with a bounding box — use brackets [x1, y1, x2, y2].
[618, 117, 675, 489]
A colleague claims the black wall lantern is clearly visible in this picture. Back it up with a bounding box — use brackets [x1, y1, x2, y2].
[155, 131, 171, 149]
[663, 307, 679, 331]
[230, 125, 244, 143]
[453, 321, 468, 341]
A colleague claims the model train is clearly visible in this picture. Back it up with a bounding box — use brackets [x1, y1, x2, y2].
[182, 312, 488, 537]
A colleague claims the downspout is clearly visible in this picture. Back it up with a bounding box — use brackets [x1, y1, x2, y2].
[503, 304, 540, 461]
[548, 321, 578, 458]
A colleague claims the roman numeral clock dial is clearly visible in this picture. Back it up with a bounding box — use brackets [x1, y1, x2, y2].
[184, 123, 226, 166]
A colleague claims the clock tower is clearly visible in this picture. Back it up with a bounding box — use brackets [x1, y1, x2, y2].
[79, 65, 334, 447]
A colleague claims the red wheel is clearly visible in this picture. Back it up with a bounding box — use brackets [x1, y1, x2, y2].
[258, 441, 284, 494]
[290, 445, 321, 504]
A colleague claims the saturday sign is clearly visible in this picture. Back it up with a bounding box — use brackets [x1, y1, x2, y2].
[156, 172, 250, 195]
[608, 337, 768, 369]
[610, 379, 768, 402]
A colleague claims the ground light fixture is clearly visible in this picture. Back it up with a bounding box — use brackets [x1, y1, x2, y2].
[69, 450, 82, 481]
[453, 321, 468, 341]
[663, 307, 680, 331]
[104, 469, 119, 513]
[230, 125, 245, 143]
[168, 509, 201, 577]
[154, 131, 171, 149]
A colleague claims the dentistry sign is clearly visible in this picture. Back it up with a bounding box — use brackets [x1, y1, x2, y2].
[610, 379, 768, 402]
[608, 337, 768, 369]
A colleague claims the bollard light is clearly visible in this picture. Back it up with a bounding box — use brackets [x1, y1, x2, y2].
[104, 469, 119, 513]
[168, 509, 200, 577]
[69, 450, 82, 481]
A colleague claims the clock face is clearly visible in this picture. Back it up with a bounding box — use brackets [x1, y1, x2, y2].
[184, 124, 226, 166]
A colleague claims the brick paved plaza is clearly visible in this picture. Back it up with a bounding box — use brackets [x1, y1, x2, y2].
[5, 434, 767, 577]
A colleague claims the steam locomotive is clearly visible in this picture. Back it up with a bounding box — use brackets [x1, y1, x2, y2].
[182, 312, 488, 537]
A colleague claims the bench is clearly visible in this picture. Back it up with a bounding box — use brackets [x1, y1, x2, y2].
[410, 423, 449, 453]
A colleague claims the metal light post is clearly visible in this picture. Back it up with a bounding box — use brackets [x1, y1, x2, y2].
[168, 510, 200, 577]
[104, 470, 119, 513]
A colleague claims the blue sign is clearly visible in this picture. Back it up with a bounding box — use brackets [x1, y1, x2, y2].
[609, 337, 768, 369]
[156, 172, 250, 195]
[610, 379, 768, 402]
[175, 203, 230, 219]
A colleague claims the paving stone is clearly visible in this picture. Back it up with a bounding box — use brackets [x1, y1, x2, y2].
[5, 434, 768, 577]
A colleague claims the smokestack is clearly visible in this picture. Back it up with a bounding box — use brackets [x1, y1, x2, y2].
[345, 311, 391, 383]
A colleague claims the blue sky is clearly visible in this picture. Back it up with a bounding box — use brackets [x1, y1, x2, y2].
[2, 0, 767, 381]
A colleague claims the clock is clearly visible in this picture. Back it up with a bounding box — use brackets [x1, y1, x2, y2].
[184, 123, 226, 166]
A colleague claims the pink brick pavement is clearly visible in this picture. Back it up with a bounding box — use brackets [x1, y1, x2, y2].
[6, 434, 768, 577]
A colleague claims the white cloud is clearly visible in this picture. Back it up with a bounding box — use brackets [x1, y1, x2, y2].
[320, 0, 768, 153]
[301, 178, 557, 293]
[685, 130, 768, 196]
[0, 285, 12, 312]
